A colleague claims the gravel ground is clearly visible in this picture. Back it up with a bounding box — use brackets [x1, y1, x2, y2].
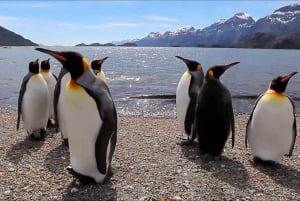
[1, 106, 300, 201]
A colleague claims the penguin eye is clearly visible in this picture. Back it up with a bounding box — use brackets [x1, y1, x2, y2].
[82, 57, 90, 71]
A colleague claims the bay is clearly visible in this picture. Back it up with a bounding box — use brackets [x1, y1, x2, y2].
[0, 46, 299, 117]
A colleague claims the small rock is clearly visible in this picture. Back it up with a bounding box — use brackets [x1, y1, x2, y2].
[4, 190, 11, 195]
[70, 187, 79, 193]
[172, 196, 182, 201]
[138, 196, 148, 201]
[8, 168, 15, 172]
[220, 164, 226, 168]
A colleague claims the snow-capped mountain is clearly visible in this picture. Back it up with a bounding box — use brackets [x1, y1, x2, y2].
[248, 3, 300, 36]
[197, 12, 256, 46]
[135, 3, 300, 47]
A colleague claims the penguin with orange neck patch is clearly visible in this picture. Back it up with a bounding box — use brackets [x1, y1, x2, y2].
[40, 58, 57, 127]
[175, 56, 204, 145]
[194, 62, 239, 161]
[36, 48, 117, 184]
[17, 59, 50, 140]
[91, 57, 109, 81]
[246, 72, 297, 165]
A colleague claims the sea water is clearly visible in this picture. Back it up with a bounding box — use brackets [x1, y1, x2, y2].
[0, 46, 299, 117]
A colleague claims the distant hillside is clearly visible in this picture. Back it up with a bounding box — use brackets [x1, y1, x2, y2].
[0, 26, 37, 46]
[75, 43, 116, 47]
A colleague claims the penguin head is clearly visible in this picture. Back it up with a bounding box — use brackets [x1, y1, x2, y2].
[175, 56, 203, 71]
[35, 48, 89, 80]
[29, 59, 39, 74]
[91, 57, 109, 72]
[40, 58, 50, 71]
[206, 62, 240, 79]
[269, 72, 297, 93]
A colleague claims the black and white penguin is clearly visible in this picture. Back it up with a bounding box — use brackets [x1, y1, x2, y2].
[175, 56, 204, 145]
[36, 48, 118, 184]
[91, 57, 109, 81]
[40, 58, 57, 127]
[17, 59, 50, 140]
[194, 62, 240, 161]
[53, 65, 70, 145]
[245, 72, 298, 165]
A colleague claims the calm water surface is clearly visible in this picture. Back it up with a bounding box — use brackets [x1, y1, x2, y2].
[0, 46, 299, 117]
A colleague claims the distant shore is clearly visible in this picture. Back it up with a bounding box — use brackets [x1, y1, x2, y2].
[0, 106, 300, 200]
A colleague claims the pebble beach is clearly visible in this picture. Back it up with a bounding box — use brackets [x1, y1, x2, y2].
[1, 107, 300, 201]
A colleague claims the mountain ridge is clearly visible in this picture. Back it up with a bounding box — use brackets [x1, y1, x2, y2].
[0, 26, 37, 46]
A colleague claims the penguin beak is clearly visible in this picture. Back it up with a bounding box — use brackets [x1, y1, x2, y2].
[222, 61, 240, 71]
[98, 57, 109, 64]
[35, 48, 67, 63]
[175, 56, 190, 65]
[280, 72, 298, 83]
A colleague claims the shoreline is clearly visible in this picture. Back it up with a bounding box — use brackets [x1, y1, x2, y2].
[0, 107, 300, 200]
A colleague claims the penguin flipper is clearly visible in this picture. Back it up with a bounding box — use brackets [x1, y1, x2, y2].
[53, 78, 61, 132]
[245, 94, 264, 148]
[17, 73, 32, 130]
[184, 101, 195, 137]
[228, 101, 235, 148]
[287, 96, 297, 157]
[185, 71, 204, 139]
[52, 72, 58, 81]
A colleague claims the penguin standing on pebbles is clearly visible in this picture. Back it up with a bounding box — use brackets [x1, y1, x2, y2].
[246, 72, 297, 165]
[36, 48, 117, 184]
[175, 56, 204, 145]
[17, 59, 50, 140]
[40, 58, 57, 127]
[194, 62, 240, 161]
[53, 66, 70, 145]
[91, 57, 109, 81]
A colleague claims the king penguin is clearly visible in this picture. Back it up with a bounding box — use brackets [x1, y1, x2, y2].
[91, 57, 109, 81]
[36, 48, 118, 184]
[17, 59, 50, 140]
[53, 65, 70, 145]
[245, 72, 297, 165]
[175, 56, 204, 145]
[40, 58, 57, 127]
[194, 62, 240, 161]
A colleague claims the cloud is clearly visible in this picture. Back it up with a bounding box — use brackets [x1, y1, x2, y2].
[145, 15, 178, 22]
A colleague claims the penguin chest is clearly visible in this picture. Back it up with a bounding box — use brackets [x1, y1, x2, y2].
[57, 73, 71, 139]
[248, 94, 294, 161]
[40, 72, 57, 117]
[64, 81, 104, 178]
[176, 72, 191, 133]
[22, 74, 50, 131]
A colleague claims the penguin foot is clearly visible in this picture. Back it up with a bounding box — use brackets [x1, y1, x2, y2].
[200, 154, 214, 163]
[66, 166, 96, 185]
[253, 157, 277, 167]
[47, 119, 55, 129]
[62, 139, 69, 147]
[176, 136, 197, 146]
[28, 129, 46, 141]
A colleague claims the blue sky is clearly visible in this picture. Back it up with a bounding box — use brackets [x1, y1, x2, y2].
[0, 1, 296, 46]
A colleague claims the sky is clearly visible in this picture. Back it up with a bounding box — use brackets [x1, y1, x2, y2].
[0, 0, 297, 46]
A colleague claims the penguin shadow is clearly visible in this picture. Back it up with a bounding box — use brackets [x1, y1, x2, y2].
[62, 179, 117, 201]
[6, 134, 45, 164]
[180, 145, 249, 190]
[44, 143, 70, 174]
[200, 156, 250, 190]
[253, 161, 300, 193]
